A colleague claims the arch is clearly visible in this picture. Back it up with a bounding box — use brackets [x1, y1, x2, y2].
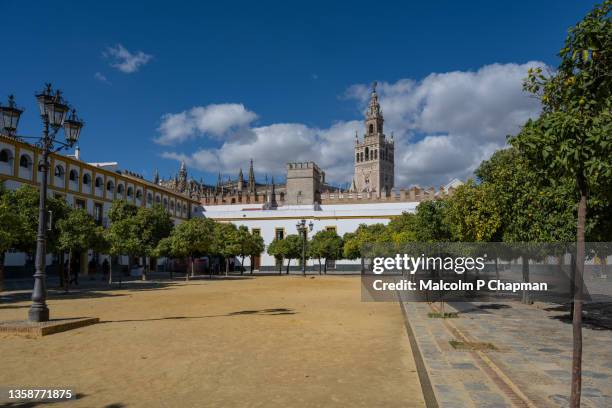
[83, 173, 91, 185]
[136, 189, 143, 200]
[355, 152, 359, 163]
[19, 154, 32, 169]
[117, 184, 125, 195]
[170, 200, 175, 210]
[155, 195, 161, 204]
[127, 186, 134, 198]
[0, 149, 13, 163]
[369, 123, 374, 134]
[54, 165, 65, 178]
[95, 176, 103, 188]
[106, 180, 114, 192]
[365, 147, 369, 161]
[374, 150, 378, 160]
[163, 197, 168, 208]
[147, 192, 153, 204]
[69, 169, 78, 182]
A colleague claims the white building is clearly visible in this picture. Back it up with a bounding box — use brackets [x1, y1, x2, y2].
[201, 201, 419, 271]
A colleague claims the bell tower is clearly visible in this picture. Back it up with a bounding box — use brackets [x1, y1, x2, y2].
[352, 81, 395, 196]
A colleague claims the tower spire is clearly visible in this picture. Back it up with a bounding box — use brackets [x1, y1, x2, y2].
[365, 81, 383, 136]
[248, 159, 255, 193]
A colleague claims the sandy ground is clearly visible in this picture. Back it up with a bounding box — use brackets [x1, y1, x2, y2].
[0, 276, 424, 408]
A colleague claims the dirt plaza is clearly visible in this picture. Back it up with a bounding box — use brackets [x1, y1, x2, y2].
[0, 276, 425, 407]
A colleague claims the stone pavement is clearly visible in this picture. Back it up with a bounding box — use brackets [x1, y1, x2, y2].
[401, 300, 612, 408]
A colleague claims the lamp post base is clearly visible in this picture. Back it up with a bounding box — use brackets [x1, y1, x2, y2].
[28, 306, 49, 323]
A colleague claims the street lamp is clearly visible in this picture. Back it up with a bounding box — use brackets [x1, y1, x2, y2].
[6, 85, 84, 322]
[0, 95, 24, 137]
[296, 219, 313, 276]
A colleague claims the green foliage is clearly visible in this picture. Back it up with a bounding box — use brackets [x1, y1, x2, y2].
[135, 205, 174, 257]
[56, 208, 101, 253]
[169, 217, 215, 258]
[342, 223, 390, 259]
[386, 212, 418, 244]
[413, 200, 451, 242]
[445, 180, 503, 242]
[309, 230, 343, 269]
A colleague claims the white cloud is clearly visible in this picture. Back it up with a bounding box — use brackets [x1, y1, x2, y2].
[94, 72, 110, 84]
[104, 44, 152, 74]
[160, 62, 544, 187]
[155, 104, 258, 145]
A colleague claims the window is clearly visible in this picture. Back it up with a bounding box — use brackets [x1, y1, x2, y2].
[147, 192, 153, 204]
[83, 173, 91, 185]
[355, 153, 359, 163]
[252, 228, 261, 236]
[75, 199, 86, 210]
[95, 177, 103, 188]
[369, 124, 374, 134]
[135, 189, 142, 199]
[94, 202, 103, 225]
[54, 165, 64, 178]
[156, 195, 161, 204]
[170, 201, 174, 210]
[325, 226, 337, 233]
[374, 150, 377, 160]
[127, 186, 134, 198]
[106, 180, 114, 192]
[365, 147, 369, 161]
[19, 154, 31, 169]
[163, 198, 168, 208]
[275, 228, 285, 240]
[69, 169, 78, 181]
[117, 184, 125, 196]
[0, 149, 12, 163]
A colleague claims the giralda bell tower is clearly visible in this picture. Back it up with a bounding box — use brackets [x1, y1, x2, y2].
[352, 81, 394, 196]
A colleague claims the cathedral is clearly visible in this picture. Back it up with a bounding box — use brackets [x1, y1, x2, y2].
[156, 159, 291, 205]
[158, 82, 457, 207]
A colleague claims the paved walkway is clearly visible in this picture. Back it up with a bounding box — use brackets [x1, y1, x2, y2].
[402, 300, 612, 408]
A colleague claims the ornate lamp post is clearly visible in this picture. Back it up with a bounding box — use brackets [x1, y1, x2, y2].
[296, 219, 313, 276]
[0, 95, 24, 137]
[2, 85, 84, 322]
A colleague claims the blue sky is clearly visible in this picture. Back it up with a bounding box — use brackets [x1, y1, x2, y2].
[1, 0, 598, 187]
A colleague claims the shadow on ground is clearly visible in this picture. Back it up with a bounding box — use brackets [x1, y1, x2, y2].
[545, 302, 612, 330]
[99, 308, 296, 324]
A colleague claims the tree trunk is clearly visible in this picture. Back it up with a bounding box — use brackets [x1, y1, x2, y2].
[318, 258, 322, 274]
[240, 256, 245, 275]
[142, 256, 148, 281]
[286, 259, 291, 274]
[250, 256, 254, 274]
[521, 256, 533, 305]
[495, 257, 499, 280]
[66, 250, 72, 293]
[278, 258, 283, 274]
[225, 258, 229, 276]
[360, 257, 365, 274]
[186, 257, 191, 281]
[0, 252, 5, 293]
[324, 259, 328, 275]
[570, 186, 587, 408]
[108, 256, 113, 285]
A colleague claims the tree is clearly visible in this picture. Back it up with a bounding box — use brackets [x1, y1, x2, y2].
[56, 208, 102, 290]
[413, 200, 451, 243]
[234, 227, 264, 274]
[267, 238, 286, 274]
[134, 205, 173, 280]
[386, 212, 418, 244]
[282, 235, 303, 274]
[106, 200, 140, 279]
[342, 224, 390, 272]
[154, 237, 175, 278]
[213, 222, 241, 275]
[0, 187, 21, 292]
[309, 230, 343, 274]
[510, 3, 611, 405]
[169, 217, 216, 279]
